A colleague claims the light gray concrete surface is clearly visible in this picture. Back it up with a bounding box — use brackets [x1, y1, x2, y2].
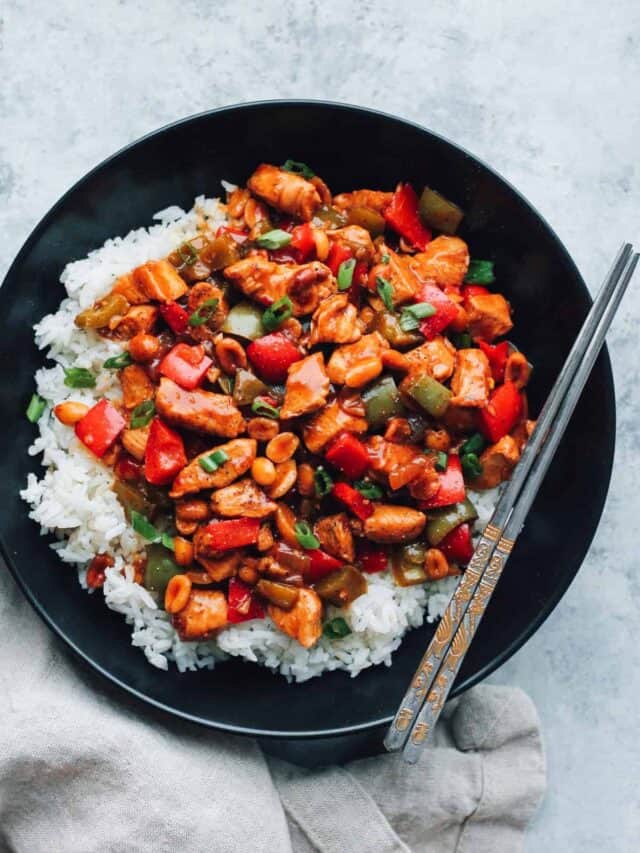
[1, 1, 638, 849]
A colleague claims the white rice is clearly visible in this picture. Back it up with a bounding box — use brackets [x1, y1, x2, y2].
[20, 189, 498, 683]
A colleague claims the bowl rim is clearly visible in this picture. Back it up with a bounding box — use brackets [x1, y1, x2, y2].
[0, 98, 616, 738]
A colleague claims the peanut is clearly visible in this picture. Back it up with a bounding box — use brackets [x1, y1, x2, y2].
[425, 548, 450, 580]
[173, 536, 194, 567]
[176, 499, 210, 521]
[121, 427, 149, 461]
[274, 503, 299, 547]
[128, 333, 160, 363]
[266, 460, 297, 499]
[257, 523, 274, 552]
[164, 574, 192, 614]
[312, 228, 330, 261]
[266, 432, 299, 464]
[247, 417, 279, 441]
[252, 457, 277, 486]
[238, 565, 259, 585]
[53, 401, 90, 426]
[176, 518, 198, 536]
[296, 463, 315, 497]
[215, 337, 247, 375]
[504, 352, 531, 389]
[424, 429, 451, 452]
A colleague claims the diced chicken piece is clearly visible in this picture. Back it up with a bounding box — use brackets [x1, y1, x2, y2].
[248, 163, 322, 221]
[511, 418, 536, 452]
[450, 348, 492, 408]
[268, 587, 323, 648]
[309, 294, 361, 346]
[370, 246, 421, 306]
[474, 435, 520, 489]
[210, 479, 277, 518]
[120, 364, 154, 410]
[363, 504, 426, 544]
[333, 189, 393, 213]
[286, 262, 335, 316]
[111, 272, 148, 305]
[366, 436, 427, 491]
[327, 225, 375, 263]
[187, 282, 229, 341]
[169, 438, 257, 498]
[314, 513, 355, 562]
[224, 256, 292, 307]
[466, 293, 513, 342]
[280, 353, 330, 419]
[173, 590, 228, 639]
[156, 377, 245, 437]
[406, 236, 470, 288]
[407, 462, 441, 502]
[327, 332, 389, 386]
[403, 336, 456, 382]
[121, 425, 150, 461]
[303, 400, 368, 454]
[133, 260, 188, 302]
[112, 305, 158, 339]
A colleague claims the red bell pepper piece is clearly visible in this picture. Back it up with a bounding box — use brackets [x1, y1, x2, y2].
[201, 518, 260, 551]
[246, 333, 303, 383]
[357, 541, 389, 574]
[143, 417, 187, 486]
[289, 223, 316, 262]
[384, 183, 432, 251]
[227, 577, 265, 623]
[306, 549, 343, 582]
[115, 454, 142, 482]
[479, 381, 522, 443]
[326, 242, 353, 276]
[215, 225, 249, 244]
[461, 284, 489, 301]
[75, 399, 126, 458]
[159, 301, 189, 335]
[159, 343, 212, 391]
[325, 432, 370, 479]
[478, 340, 509, 384]
[439, 523, 474, 565]
[270, 248, 300, 264]
[332, 482, 374, 521]
[421, 455, 466, 509]
[415, 283, 459, 340]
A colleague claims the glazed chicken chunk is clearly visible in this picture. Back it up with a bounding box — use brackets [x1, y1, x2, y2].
[248, 163, 322, 221]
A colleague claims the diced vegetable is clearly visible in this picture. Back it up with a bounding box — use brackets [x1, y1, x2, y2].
[75, 399, 126, 457]
[201, 518, 260, 551]
[418, 187, 464, 235]
[251, 396, 281, 419]
[282, 159, 315, 179]
[439, 523, 474, 565]
[222, 302, 265, 340]
[159, 301, 190, 335]
[75, 293, 129, 329]
[26, 393, 46, 423]
[247, 333, 303, 383]
[460, 432, 485, 456]
[478, 381, 522, 442]
[306, 549, 343, 581]
[372, 311, 422, 349]
[416, 284, 458, 340]
[478, 340, 509, 384]
[314, 565, 367, 606]
[405, 374, 452, 418]
[64, 367, 96, 389]
[461, 452, 483, 479]
[143, 417, 187, 486]
[103, 351, 134, 370]
[325, 432, 370, 479]
[465, 259, 495, 285]
[198, 449, 229, 474]
[232, 369, 268, 407]
[392, 542, 428, 587]
[289, 223, 316, 262]
[337, 259, 356, 291]
[384, 183, 432, 250]
[227, 577, 265, 623]
[130, 399, 155, 429]
[294, 521, 321, 550]
[362, 376, 404, 429]
[112, 479, 157, 520]
[461, 284, 489, 301]
[313, 466, 334, 498]
[399, 302, 436, 332]
[357, 541, 388, 574]
[262, 296, 293, 332]
[354, 479, 384, 500]
[376, 276, 395, 311]
[159, 343, 212, 390]
[346, 206, 386, 237]
[188, 298, 220, 327]
[144, 544, 181, 593]
[323, 617, 352, 639]
[326, 242, 353, 277]
[425, 498, 478, 546]
[420, 454, 466, 509]
[332, 482, 374, 521]
[130, 510, 175, 551]
[257, 229, 292, 250]
[256, 578, 299, 610]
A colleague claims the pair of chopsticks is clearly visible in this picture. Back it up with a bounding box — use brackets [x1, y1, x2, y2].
[384, 243, 638, 764]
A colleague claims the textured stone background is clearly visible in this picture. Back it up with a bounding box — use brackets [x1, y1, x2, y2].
[1, 1, 638, 849]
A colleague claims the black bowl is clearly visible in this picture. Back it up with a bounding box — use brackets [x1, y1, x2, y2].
[0, 101, 615, 738]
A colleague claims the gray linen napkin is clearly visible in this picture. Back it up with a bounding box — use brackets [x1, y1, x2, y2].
[0, 563, 545, 852]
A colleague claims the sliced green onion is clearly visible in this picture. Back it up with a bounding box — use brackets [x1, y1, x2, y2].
[381, 253, 390, 264]
[399, 301, 436, 331]
[251, 398, 280, 419]
[177, 241, 198, 266]
[461, 452, 483, 479]
[188, 297, 219, 327]
[103, 351, 134, 370]
[323, 616, 352, 640]
[465, 260, 495, 285]
[281, 159, 315, 179]
[130, 399, 155, 429]
[218, 374, 234, 395]
[314, 466, 334, 498]
[294, 521, 320, 550]
[198, 449, 229, 473]
[262, 296, 293, 332]
[376, 276, 395, 312]
[435, 451, 448, 472]
[26, 393, 46, 423]
[256, 229, 292, 250]
[63, 367, 96, 389]
[337, 258, 356, 291]
[461, 432, 485, 456]
[131, 510, 174, 551]
[451, 332, 473, 349]
[354, 479, 384, 500]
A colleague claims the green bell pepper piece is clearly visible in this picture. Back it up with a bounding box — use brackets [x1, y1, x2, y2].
[346, 206, 386, 237]
[371, 311, 422, 349]
[419, 187, 464, 235]
[362, 376, 404, 429]
[222, 302, 265, 340]
[144, 544, 182, 594]
[425, 498, 478, 546]
[406, 374, 452, 418]
[232, 368, 268, 406]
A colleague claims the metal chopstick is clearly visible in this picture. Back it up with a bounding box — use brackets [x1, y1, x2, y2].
[384, 243, 634, 754]
[398, 249, 638, 763]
